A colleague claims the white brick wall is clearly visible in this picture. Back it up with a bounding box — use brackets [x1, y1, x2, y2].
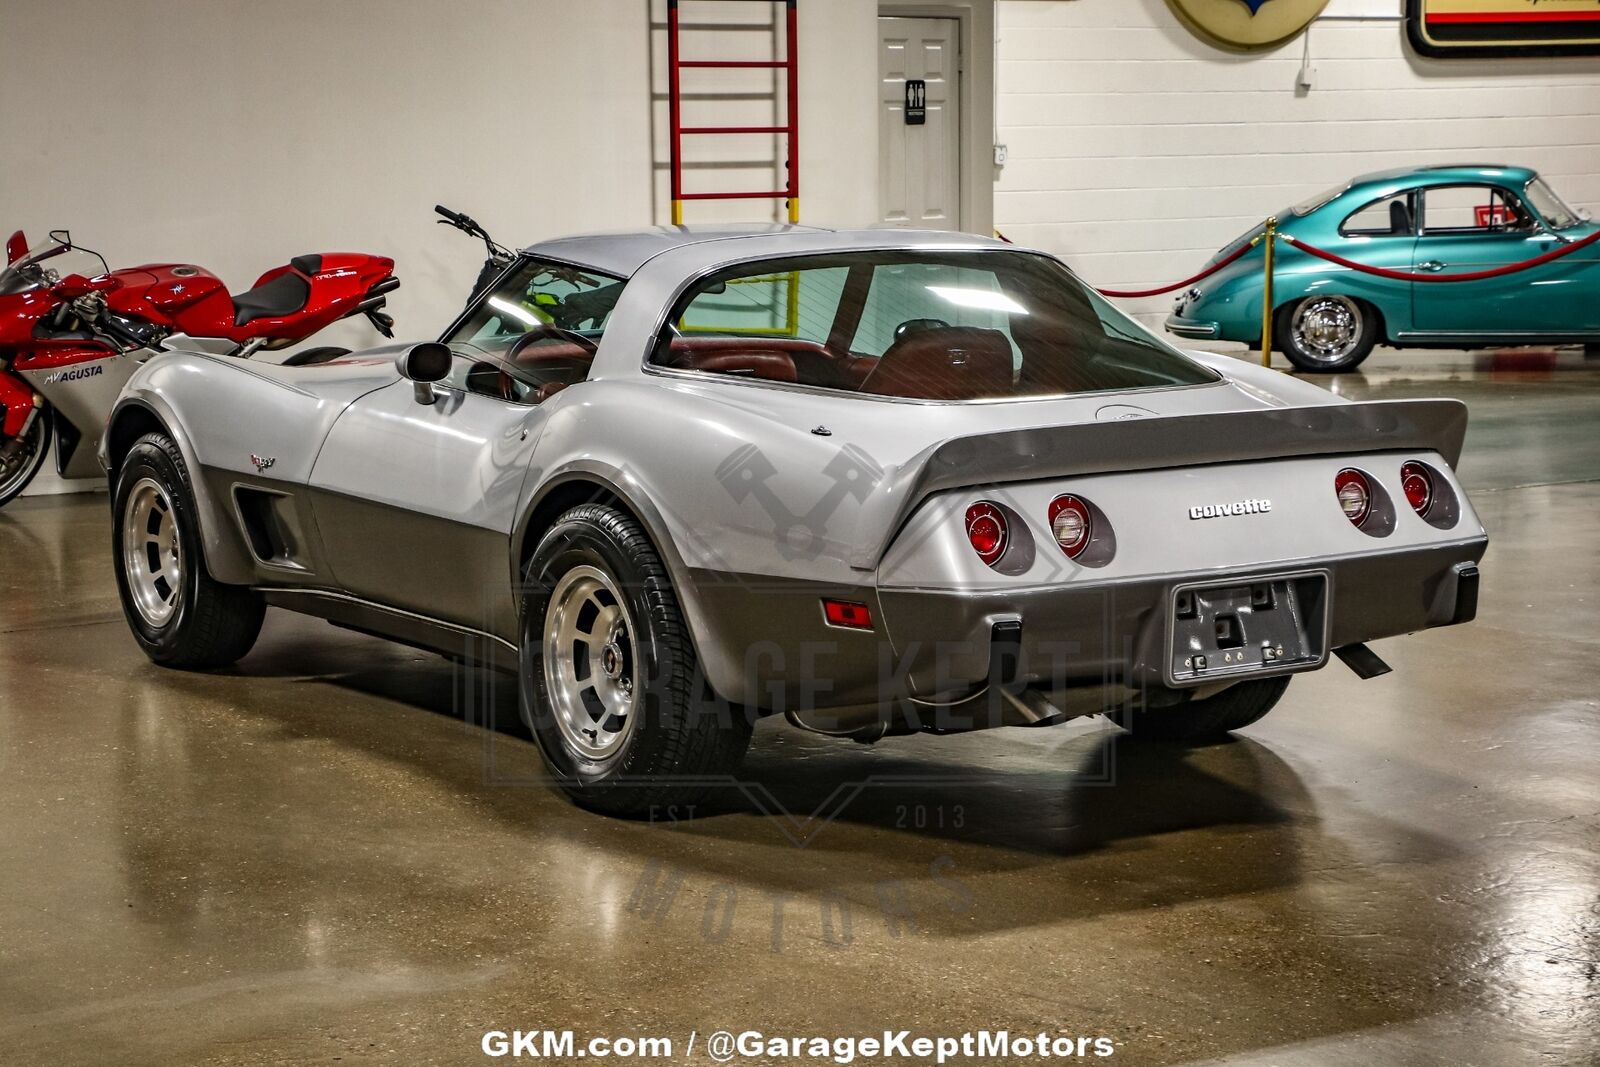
[995, 0, 1600, 329]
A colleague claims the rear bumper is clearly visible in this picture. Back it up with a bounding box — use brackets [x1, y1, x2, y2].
[686, 535, 1487, 713]
[876, 536, 1488, 699]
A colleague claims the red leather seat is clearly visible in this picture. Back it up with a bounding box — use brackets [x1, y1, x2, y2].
[663, 337, 801, 383]
[857, 327, 1015, 400]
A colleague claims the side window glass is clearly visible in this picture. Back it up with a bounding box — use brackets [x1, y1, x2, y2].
[677, 266, 846, 343]
[1423, 186, 1534, 236]
[1340, 193, 1413, 237]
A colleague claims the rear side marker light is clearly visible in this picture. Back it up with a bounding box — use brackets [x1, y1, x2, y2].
[1334, 468, 1371, 527]
[822, 599, 873, 630]
[1400, 461, 1433, 517]
[965, 501, 1009, 568]
[1048, 494, 1093, 559]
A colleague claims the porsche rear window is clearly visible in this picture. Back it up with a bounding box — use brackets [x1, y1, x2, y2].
[651, 251, 1220, 401]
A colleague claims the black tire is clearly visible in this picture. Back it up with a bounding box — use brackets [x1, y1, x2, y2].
[1277, 296, 1378, 373]
[0, 408, 52, 509]
[1125, 676, 1290, 742]
[520, 503, 750, 817]
[112, 432, 265, 669]
[279, 346, 350, 367]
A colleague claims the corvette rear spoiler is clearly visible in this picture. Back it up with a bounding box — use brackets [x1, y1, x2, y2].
[850, 398, 1468, 570]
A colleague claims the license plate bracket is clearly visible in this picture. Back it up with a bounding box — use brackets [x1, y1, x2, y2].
[1166, 571, 1329, 686]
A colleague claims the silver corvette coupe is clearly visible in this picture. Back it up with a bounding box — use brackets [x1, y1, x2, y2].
[102, 226, 1487, 816]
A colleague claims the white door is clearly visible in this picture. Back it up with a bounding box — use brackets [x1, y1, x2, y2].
[878, 16, 961, 229]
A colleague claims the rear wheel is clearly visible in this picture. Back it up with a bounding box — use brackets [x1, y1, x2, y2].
[112, 432, 264, 668]
[520, 503, 751, 817]
[1125, 676, 1290, 742]
[0, 410, 53, 509]
[1278, 296, 1378, 373]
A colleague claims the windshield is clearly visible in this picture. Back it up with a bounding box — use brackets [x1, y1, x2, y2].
[0, 232, 73, 297]
[446, 256, 625, 350]
[1524, 176, 1583, 231]
[650, 250, 1220, 402]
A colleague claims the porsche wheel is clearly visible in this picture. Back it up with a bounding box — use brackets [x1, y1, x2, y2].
[1125, 676, 1290, 742]
[0, 410, 52, 509]
[112, 432, 265, 669]
[1278, 296, 1377, 373]
[520, 503, 751, 817]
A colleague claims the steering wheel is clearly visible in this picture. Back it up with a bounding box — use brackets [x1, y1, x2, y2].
[505, 324, 599, 364]
[893, 317, 950, 342]
[495, 325, 600, 404]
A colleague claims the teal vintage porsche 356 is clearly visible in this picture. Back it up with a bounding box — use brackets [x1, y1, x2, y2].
[1166, 164, 1599, 372]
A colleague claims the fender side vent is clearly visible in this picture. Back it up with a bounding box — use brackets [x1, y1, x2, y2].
[233, 487, 308, 570]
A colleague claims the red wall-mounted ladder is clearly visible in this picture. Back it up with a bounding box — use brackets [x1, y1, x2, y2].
[667, 0, 799, 225]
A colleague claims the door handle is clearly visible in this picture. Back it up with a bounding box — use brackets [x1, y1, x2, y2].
[1417, 260, 1447, 272]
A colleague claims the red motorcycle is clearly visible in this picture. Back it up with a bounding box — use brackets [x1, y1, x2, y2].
[0, 229, 398, 507]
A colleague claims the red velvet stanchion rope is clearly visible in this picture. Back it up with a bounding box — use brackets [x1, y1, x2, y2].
[1278, 227, 1600, 282]
[1095, 238, 1259, 298]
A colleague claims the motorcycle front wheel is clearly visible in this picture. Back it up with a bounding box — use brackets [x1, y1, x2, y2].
[0, 409, 53, 509]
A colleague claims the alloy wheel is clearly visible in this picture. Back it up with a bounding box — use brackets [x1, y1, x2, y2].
[0, 417, 48, 500]
[122, 477, 184, 626]
[542, 564, 640, 763]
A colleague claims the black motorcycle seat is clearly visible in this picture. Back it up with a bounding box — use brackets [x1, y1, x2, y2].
[232, 271, 311, 326]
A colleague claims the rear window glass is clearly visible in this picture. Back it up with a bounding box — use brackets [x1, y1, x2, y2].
[1292, 183, 1349, 216]
[1341, 193, 1415, 237]
[651, 251, 1219, 402]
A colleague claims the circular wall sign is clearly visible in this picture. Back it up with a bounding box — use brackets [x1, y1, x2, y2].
[1168, 0, 1330, 50]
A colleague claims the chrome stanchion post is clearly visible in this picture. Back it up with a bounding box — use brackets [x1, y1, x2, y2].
[1260, 216, 1277, 368]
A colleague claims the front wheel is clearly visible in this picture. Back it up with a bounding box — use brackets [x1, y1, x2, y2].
[0, 408, 53, 509]
[520, 503, 751, 817]
[112, 432, 265, 668]
[1125, 676, 1290, 742]
[1278, 296, 1378, 373]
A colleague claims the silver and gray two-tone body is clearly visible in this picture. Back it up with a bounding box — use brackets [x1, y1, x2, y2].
[102, 226, 1486, 738]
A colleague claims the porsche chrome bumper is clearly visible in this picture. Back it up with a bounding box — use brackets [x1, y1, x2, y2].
[1165, 313, 1222, 340]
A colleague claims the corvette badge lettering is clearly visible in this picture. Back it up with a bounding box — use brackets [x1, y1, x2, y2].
[1190, 498, 1272, 520]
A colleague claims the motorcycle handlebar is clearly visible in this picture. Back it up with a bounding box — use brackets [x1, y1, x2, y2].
[435, 204, 478, 232]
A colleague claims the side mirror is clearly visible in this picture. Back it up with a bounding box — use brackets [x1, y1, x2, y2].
[397, 342, 452, 405]
[5, 230, 26, 266]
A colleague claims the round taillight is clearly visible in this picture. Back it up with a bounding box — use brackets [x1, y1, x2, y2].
[1048, 494, 1093, 558]
[1334, 468, 1371, 526]
[965, 501, 1008, 568]
[1400, 462, 1433, 516]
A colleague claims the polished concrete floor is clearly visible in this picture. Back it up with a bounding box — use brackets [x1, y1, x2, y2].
[1, 350, 1596, 1066]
